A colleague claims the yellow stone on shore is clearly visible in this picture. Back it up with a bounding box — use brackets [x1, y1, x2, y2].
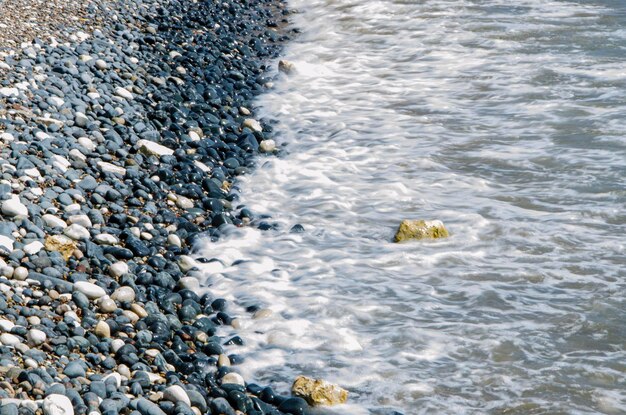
[44, 235, 78, 260]
[393, 219, 449, 242]
[291, 376, 348, 406]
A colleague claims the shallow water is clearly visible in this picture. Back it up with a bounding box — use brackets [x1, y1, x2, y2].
[197, 0, 626, 413]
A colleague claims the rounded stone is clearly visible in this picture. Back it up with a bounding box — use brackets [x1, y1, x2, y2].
[74, 281, 106, 299]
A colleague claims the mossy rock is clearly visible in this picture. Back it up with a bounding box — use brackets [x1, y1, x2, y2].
[393, 219, 449, 242]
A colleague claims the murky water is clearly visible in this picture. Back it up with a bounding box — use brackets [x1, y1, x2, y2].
[197, 0, 626, 413]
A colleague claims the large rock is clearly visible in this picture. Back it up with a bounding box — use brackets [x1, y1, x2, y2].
[291, 376, 348, 406]
[44, 235, 77, 260]
[393, 219, 449, 242]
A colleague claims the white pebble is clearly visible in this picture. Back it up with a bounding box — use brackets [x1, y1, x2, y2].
[68, 215, 92, 228]
[43, 394, 74, 415]
[13, 266, 28, 281]
[74, 281, 106, 299]
[1, 195, 28, 217]
[27, 329, 46, 345]
[23, 241, 44, 255]
[110, 286, 135, 302]
[167, 234, 182, 248]
[221, 372, 245, 386]
[42, 214, 67, 229]
[64, 224, 90, 240]
[109, 262, 128, 278]
[163, 385, 191, 406]
[0, 333, 21, 346]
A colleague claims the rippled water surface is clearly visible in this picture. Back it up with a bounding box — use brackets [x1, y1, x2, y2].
[198, 0, 626, 413]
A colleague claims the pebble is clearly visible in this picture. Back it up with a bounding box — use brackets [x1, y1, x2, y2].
[163, 385, 191, 406]
[26, 329, 46, 345]
[109, 261, 129, 278]
[98, 297, 117, 313]
[64, 224, 90, 240]
[95, 59, 107, 70]
[13, 266, 28, 281]
[221, 372, 245, 386]
[115, 86, 134, 100]
[74, 281, 106, 299]
[42, 214, 68, 229]
[0, 333, 21, 346]
[0, 235, 13, 253]
[137, 139, 174, 156]
[243, 118, 263, 132]
[260, 139, 277, 153]
[23, 241, 44, 255]
[43, 394, 74, 415]
[1, 196, 28, 217]
[95, 321, 111, 338]
[111, 286, 135, 302]
[94, 233, 118, 245]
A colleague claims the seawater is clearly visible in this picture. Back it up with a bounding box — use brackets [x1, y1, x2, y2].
[197, 0, 626, 413]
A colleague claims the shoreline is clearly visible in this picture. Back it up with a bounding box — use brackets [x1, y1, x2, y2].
[0, 1, 310, 414]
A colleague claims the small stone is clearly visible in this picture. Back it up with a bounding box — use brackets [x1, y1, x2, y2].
[27, 329, 46, 345]
[0, 319, 13, 332]
[0, 87, 18, 97]
[97, 161, 126, 176]
[242, 118, 262, 133]
[220, 372, 245, 386]
[278, 60, 296, 74]
[137, 139, 174, 157]
[94, 321, 110, 338]
[0, 333, 20, 346]
[167, 234, 182, 248]
[259, 140, 276, 153]
[393, 219, 449, 242]
[64, 224, 90, 240]
[130, 304, 147, 318]
[291, 376, 348, 406]
[98, 298, 117, 313]
[42, 214, 67, 229]
[163, 385, 191, 406]
[109, 262, 128, 278]
[111, 286, 135, 302]
[217, 354, 230, 368]
[43, 394, 74, 415]
[63, 361, 86, 378]
[253, 309, 273, 320]
[23, 241, 44, 255]
[0, 235, 13, 253]
[68, 215, 92, 228]
[115, 87, 134, 100]
[175, 195, 194, 209]
[78, 137, 96, 152]
[13, 266, 28, 280]
[74, 281, 106, 299]
[178, 256, 198, 272]
[1, 196, 28, 217]
[95, 59, 107, 70]
[44, 235, 77, 261]
[75, 112, 89, 128]
[177, 277, 199, 290]
[94, 233, 118, 245]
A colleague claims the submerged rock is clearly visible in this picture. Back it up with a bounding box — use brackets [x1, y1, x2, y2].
[393, 219, 449, 242]
[291, 375, 348, 406]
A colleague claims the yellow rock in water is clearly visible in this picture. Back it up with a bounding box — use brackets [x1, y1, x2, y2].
[44, 235, 78, 260]
[393, 219, 449, 242]
[291, 376, 348, 406]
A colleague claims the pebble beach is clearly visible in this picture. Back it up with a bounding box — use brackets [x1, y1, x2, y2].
[0, 1, 308, 415]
